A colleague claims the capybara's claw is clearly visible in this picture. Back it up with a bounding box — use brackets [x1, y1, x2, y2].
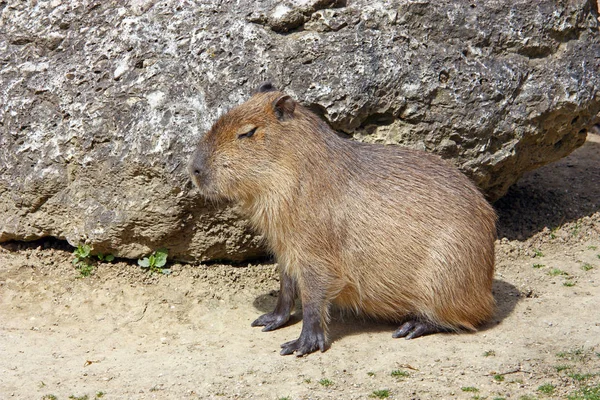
[251, 312, 289, 332]
[280, 332, 326, 356]
[392, 320, 445, 339]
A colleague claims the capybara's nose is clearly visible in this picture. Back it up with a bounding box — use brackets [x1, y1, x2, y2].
[188, 149, 208, 186]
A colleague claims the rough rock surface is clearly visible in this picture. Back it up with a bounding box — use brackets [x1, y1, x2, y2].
[1, 0, 599, 261]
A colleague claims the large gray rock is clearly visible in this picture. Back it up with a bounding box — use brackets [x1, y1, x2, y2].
[1, 0, 599, 261]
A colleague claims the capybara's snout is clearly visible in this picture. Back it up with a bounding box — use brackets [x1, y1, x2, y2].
[188, 147, 209, 188]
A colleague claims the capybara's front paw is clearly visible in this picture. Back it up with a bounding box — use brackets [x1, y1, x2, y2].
[280, 331, 327, 356]
[251, 312, 290, 332]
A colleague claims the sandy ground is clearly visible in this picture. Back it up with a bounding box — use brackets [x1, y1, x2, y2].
[1, 135, 599, 400]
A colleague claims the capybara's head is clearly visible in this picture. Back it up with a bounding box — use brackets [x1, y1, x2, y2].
[188, 83, 300, 201]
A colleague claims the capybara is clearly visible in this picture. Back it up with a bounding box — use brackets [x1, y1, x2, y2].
[188, 83, 496, 356]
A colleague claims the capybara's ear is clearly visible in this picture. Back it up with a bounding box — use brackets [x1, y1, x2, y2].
[272, 95, 296, 121]
[257, 82, 277, 93]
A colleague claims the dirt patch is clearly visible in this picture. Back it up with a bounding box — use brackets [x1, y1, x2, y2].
[2, 135, 600, 400]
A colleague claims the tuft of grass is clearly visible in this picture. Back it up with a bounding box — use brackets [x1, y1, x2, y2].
[519, 396, 538, 400]
[556, 365, 571, 372]
[494, 374, 505, 382]
[370, 389, 390, 398]
[568, 373, 593, 382]
[548, 268, 568, 276]
[279, 397, 291, 400]
[557, 348, 587, 362]
[96, 392, 105, 399]
[564, 281, 576, 287]
[319, 378, 333, 387]
[391, 370, 409, 378]
[42, 396, 58, 400]
[483, 350, 496, 357]
[462, 387, 479, 393]
[69, 396, 89, 400]
[538, 383, 555, 394]
[567, 384, 600, 400]
[588, 246, 598, 251]
[533, 264, 546, 269]
[493, 398, 506, 400]
[572, 222, 581, 237]
[581, 263, 594, 271]
[138, 248, 169, 274]
[367, 372, 375, 377]
[534, 249, 544, 257]
[304, 378, 311, 384]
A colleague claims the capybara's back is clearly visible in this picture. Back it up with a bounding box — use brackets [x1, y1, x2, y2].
[189, 83, 496, 355]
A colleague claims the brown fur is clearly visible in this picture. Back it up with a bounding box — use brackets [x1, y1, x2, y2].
[189, 86, 496, 354]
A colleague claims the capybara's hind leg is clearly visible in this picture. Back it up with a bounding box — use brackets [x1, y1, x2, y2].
[251, 269, 297, 332]
[392, 319, 449, 339]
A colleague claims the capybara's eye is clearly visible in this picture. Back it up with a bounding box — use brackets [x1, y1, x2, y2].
[238, 127, 257, 139]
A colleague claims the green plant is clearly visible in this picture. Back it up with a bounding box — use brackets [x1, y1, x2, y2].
[96, 253, 114, 262]
[462, 387, 479, 393]
[571, 222, 581, 237]
[73, 244, 94, 276]
[279, 397, 291, 400]
[494, 374, 505, 382]
[533, 264, 546, 269]
[548, 268, 568, 276]
[564, 281, 576, 287]
[304, 378, 311, 383]
[367, 372, 375, 377]
[370, 389, 390, 398]
[391, 370, 409, 378]
[483, 350, 496, 357]
[138, 248, 169, 274]
[567, 384, 600, 400]
[319, 378, 333, 387]
[538, 383, 555, 394]
[96, 392, 105, 399]
[588, 246, 598, 251]
[557, 348, 587, 361]
[42, 396, 58, 400]
[69, 395, 89, 400]
[534, 249, 544, 257]
[556, 365, 571, 372]
[569, 373, 593, 382]
[519, 396, 537, 400]
[581, 263, 594, 271]
[493, 398, 506, 400]
[72, 244, 115, 277]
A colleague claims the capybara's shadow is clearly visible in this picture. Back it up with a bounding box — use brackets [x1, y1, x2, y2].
[495, 135, 600, 241]
[251, 277, 520, 341]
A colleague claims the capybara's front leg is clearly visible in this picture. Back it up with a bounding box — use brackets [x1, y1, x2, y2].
[279, 302, 327, 356]
[280, 275, 329, 356]
[251, 269, 297, 332]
